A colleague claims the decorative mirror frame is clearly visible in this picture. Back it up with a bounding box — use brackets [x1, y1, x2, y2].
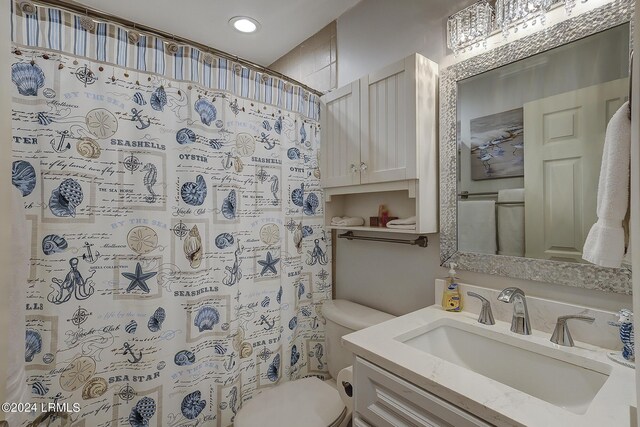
[439, 0, 634, 294]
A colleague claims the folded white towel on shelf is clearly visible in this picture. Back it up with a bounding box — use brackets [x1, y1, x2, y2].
[386, 216, 417, 226]
[497, 188, 525, 257]
[583, 101, 631, 268]
[386, 224, 416, 230]
[330, 216, 365, 227]
[458, 200, 497, 255]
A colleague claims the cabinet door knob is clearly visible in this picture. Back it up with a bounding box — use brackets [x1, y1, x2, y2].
[360, 162, 368, 172]
[350, 163, 358, 174]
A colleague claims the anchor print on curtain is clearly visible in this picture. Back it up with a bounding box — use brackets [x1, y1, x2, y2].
[10, 3, 329, 426]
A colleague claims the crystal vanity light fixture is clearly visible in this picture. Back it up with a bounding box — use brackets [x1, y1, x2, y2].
[446, 0, 494, 55]
[495, 0, 554, 37]
[564, 0, 589, 16]
[447, 0, 591, 54]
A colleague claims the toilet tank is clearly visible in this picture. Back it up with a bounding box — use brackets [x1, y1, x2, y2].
[322, 299, 395, 379]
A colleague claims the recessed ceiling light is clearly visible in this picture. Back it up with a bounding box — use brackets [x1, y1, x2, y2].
[229, 16, 259, 33]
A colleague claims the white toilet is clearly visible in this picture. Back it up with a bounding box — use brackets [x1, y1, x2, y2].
[234, 299, 394, 427]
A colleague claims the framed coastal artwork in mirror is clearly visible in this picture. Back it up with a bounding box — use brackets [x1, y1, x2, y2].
[440, 0, 633, 294]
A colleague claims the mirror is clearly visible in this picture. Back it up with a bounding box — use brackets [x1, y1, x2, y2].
[439, 1, 632, 294]
[456, 24, 629, 262]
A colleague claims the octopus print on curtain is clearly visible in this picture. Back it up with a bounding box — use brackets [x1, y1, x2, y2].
[10, 3, 330, 426]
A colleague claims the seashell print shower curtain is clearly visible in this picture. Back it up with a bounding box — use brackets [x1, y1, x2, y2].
[9, 2, 330, 426]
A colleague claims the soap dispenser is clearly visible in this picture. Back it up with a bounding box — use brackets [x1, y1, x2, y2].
[442, 262, 462, 312]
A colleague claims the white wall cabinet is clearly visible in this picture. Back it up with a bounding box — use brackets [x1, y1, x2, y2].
[320, 54, 439, 233]
[354, 358, 493, 427]
[321, 54, 437, 187]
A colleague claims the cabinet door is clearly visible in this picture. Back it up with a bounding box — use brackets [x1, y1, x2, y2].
[355, 358, 493, 427]
[360, 57, 415, 184]
[320, 81, 362, 188]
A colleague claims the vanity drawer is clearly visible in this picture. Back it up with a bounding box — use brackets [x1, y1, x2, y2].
[354, 357, 493, 427]
[353, 415, 373, 427]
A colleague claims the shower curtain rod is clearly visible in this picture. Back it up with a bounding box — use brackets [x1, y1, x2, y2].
[25, 0, 324, 97]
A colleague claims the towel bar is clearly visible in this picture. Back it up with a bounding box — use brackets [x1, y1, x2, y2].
[338, 231, 428, 247]
[457, 191, 524, 205]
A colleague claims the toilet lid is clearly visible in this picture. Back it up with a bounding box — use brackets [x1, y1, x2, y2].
[234, 377, 346, 427]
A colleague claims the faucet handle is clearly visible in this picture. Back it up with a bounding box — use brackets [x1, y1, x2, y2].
[550, 314, 595, 347]
[467, 292, 495, 325]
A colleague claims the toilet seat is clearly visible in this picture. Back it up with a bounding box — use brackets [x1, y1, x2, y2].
[234, 377, 347, 427]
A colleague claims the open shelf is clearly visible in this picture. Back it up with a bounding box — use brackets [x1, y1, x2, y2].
[327, 225, 419, 234]
[324, 187, 434, 234]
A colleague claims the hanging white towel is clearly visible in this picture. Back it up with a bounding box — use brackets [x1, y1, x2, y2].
[497, 188, 525, 257]
[583, 102, 631, 268]
[458, 200, 497, 254]
[330, 216, 365, 227]
[386, 216, 417, 226]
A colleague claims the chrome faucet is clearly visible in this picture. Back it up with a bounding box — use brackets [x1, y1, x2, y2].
[550, 314, 595, 347]
[467, 292, 495, 325]
[497, 287, 531, 335]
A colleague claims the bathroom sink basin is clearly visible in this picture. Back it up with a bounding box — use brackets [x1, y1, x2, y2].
[397, 319, 611, 415]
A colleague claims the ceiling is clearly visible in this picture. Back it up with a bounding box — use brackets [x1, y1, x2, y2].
[69, 0, 361, 66]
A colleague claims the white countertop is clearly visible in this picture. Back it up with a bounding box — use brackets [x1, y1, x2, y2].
[342, 305, 636, 427]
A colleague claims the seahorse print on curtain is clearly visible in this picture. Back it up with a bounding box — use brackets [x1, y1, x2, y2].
[10, 3, 329, 426]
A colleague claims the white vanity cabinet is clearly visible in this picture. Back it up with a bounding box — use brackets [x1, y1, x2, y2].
[353, 358, 493, 427]
[320, 54, 439, 233]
